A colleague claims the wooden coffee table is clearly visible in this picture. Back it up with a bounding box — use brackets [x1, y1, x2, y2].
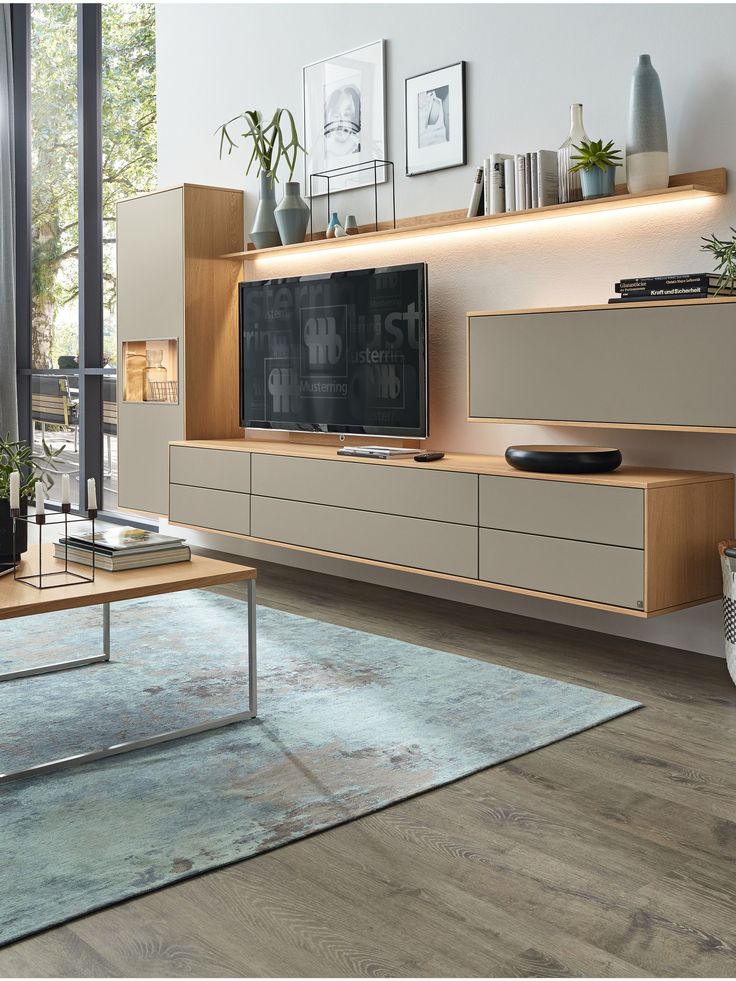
[0, 546, 257, 783]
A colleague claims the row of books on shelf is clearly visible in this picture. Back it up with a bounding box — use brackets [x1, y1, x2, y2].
[53, 526, 191, 572]
[467, 151, 560, 218]
[607, 272, 736, 304]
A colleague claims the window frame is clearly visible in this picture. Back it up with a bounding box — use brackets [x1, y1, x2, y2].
[11, 3, 153, 528]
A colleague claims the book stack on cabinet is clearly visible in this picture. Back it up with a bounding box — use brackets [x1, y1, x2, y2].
[609, 272, 736, 304]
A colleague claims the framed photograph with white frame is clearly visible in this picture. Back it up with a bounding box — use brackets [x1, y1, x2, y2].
[405, 62, 466, 176]
[303, 39, 386, 195]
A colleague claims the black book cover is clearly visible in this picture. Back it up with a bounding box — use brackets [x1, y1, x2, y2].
[615, 272, 710, 293]
[608, 292, 710, 304]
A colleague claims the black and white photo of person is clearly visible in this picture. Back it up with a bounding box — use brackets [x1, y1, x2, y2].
[303, 41, 386, 194]
[323, 81, 361, 161]
[417, 85, 449, 147]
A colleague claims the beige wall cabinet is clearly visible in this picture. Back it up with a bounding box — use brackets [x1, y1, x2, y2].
[468, 299, 736, 432]
[168, 440, 734, 618]
[117, 184, 243, 515]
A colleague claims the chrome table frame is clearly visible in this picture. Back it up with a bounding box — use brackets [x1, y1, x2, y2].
[0, 579, 257, 783]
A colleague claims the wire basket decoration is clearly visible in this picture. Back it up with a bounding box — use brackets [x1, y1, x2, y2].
[147, 380, 179, 403]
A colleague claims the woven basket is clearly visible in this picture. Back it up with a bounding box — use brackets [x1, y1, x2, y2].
[718, 540, 736, 685]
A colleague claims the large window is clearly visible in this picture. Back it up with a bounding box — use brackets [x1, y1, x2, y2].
[20, 3, 156, 515]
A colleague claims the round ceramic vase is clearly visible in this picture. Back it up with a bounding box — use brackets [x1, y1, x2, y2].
[326, 212, 343, 239]
[274, 181, 310, 246]
[251, 172, 281, 250]
[580, 165, 616, 200]
[626, 54, 669, 193]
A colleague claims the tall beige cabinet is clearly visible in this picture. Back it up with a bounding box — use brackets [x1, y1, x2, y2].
[116, 184, 244, 515]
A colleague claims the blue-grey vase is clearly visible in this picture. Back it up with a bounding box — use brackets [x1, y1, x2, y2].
[626, 54, 669, 193]
[274, 181, 310, 246]
[250, 172, 281, 249]
[580, 165, 617, 200]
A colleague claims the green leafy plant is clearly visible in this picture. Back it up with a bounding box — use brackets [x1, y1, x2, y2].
[701, 227, 736, 294]
[568, 139, 622, 174]
[217, 109, 306, 184]
[0, 434, 64, 503]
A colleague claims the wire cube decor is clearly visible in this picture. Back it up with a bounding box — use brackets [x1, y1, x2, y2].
[309, 159, 396, 241]
[147, 380, 179, 403]
[12, 508, 98, 589]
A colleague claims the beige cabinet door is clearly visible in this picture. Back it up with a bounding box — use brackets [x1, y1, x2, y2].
[117, 189, 185, 515]
[469, 303, 736, 429]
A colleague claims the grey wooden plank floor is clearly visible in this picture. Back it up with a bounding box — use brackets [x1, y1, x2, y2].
[2, 557, 736, 978]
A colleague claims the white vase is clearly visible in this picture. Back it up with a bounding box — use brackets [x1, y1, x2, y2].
[626, 54, 669, 193]
[558, 104, 589, 204]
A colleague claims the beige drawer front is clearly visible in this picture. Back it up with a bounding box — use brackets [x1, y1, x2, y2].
[170, 484, 250, 536]
[251, 496, 478, 578]
[480, 476, 643, 548]
[170, 446, 250, 493]
[480, 528, 644, 609]
[252, 454, 478, 524]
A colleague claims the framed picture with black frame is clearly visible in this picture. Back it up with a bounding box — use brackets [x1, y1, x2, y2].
[405, 61, 466, 176]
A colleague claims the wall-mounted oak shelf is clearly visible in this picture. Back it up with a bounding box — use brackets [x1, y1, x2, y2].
[226, 168, 727, 262]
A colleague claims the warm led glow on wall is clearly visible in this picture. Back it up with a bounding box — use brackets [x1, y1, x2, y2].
[234, 173, 725, 269]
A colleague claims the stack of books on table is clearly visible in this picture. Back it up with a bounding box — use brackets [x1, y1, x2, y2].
[608, 272, 736, 304]
[54, 526, 191, 572]
[467, 151, 560, 218]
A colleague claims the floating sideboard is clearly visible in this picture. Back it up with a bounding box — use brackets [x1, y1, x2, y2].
[468, 297, 736, 432]
[167, 440, 734, 619]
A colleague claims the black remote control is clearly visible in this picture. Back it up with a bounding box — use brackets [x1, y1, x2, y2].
[414, 452, 445, 462]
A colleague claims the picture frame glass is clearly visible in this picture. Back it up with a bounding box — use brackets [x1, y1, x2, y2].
[405, 62, 466, 176]
[303, 40, 386, 195]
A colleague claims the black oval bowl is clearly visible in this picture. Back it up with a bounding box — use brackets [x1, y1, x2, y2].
[505, 445, 623, 475]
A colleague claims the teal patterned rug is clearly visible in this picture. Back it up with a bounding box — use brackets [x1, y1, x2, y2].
[0, 590, 640, 947]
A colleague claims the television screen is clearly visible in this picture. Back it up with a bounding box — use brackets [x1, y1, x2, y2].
[239, 263, 427, 437]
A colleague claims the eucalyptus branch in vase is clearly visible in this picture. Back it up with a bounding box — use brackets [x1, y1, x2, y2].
[216, 107, 309, 248]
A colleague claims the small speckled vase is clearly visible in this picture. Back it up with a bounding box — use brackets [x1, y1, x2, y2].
[626, 54, 669, 193]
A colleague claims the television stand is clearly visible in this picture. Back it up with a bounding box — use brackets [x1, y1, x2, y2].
[336, 446, 418, 459]
[167, 438, 734, 618]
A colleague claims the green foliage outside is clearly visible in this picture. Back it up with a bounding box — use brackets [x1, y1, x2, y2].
[30, 3, 157, 369]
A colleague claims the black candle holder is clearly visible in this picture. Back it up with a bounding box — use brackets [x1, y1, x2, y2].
[11, 505, 97, 589]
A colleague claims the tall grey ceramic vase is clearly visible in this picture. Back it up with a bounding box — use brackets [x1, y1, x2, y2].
[626, 54, 669, 193]
[251, 172, 281, 249]
[274, 181, 310, 246]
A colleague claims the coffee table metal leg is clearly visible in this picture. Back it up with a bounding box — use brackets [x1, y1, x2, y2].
[0, 587, 257, 783]
[0, 603, 112, 683]
[248, 578, 257, 717]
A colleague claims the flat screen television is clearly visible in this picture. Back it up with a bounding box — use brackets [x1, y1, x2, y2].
[239, 262, 428, 438]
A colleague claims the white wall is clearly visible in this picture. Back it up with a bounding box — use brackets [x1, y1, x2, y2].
[156, 3, 736, 658]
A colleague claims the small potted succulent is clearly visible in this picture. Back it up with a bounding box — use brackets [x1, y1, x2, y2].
[0, 435, 62, 563]
[568, 139, 623, 200]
